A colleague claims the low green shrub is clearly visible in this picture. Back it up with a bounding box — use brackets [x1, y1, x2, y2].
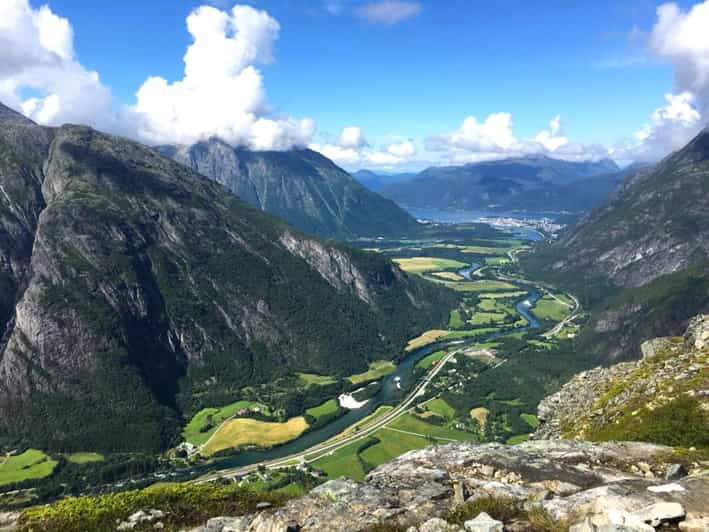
[18, 481, 290, 532]
[590, 395, 709, 449]
[443, 495, 525, 525]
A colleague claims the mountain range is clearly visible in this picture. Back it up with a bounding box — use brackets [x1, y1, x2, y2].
[0, 104, 453, 452]
[351, 169, 418, 192]
[157, 139, 420, 240]
[377, 155, 625, 213]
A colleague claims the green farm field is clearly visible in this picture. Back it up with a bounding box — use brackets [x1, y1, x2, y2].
[347, 360, 396, 384]
[306, 399, 340, 420]
[393, 257, 468, 273]
[0, 449, 58, 486]
[183, 400, 271, 446]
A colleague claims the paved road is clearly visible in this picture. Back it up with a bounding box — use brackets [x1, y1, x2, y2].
[196, 348, 461, 483]
[542, 292, 580, 339]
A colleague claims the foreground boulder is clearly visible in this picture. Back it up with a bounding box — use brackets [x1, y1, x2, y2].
[189, 440, 709, 531]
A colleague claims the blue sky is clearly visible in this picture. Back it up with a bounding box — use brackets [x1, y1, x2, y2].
[3, 0, 708, 169]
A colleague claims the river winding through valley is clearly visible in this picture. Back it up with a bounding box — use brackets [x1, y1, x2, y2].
[201, 276, 541, 473]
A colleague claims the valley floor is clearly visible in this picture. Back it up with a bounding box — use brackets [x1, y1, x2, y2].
[0, 222, 587, 511]
[193, 223, 584, 484]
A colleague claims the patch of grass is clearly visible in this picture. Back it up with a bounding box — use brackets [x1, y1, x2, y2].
[431, 271, 465, 281]
[442, 327, 500, 340]
[589, 395, 709, 449]
[183, 400, 265, 446]
[478, 291, 527, 299]
[18, 481, 290, 532]
[347, 360, 397, 384]
[435, 242, 521, 254]
[65, 452, 104, 464]
[406, 330, 448, 351]
[298, 373, 337, 386]
[506, 434, 529, 445]
[337, 406, 394, 438]
[425, 398, 456, 420]
[273, 482, 307, 497]
[470, 311, 508, 325]
[448, 309, 464, 328]
[485, 256, 511, 265]
[526, 506, 573, 532]
[389, 414, 476, 441]
[451, 280, 519, 292]
[311, 440, 367, 480]
[306, 399, 340, 421]
[393, 257, 467, 274]
[499, 398, 523, 406]
[0, 450, 58, 486]
[520, 413, 539, 429]
[532, 295, 569, 322]
[415, 350, 447, 369]
[444, 495, 525, 526]
[359, 428, 430, 467]
[202, 416, 309, 456]
[528, 339, 554, 349]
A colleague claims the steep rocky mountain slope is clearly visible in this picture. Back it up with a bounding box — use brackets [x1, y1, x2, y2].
[534, 314, 708, 446]
[525, 130, 709, 361]
[380, 155, 621, 213]
[0, 104, 454, 453]
[157, 139, 420, 240]
[543, 129, 709, 288]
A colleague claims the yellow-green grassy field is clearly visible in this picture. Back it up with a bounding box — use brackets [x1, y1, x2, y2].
[393, 257, 467, 273]
[405, 329, 448, 351]
[346, 360, 396, 384]
[430, 271, 465, 281]
[297, 373, 337, 386]
[202, 417, 308, 456]
[0, 449, 57, 486]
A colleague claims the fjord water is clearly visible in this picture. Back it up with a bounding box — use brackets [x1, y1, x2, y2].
[204, 287, 540, 472]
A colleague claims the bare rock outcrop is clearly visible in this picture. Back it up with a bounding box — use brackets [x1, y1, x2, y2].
[533, 315, 709, 441]
[189, 440, 709, 532]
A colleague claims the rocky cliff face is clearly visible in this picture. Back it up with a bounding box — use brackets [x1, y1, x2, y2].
[158, 138, 420, 240]
[0, 104, 452, 452]
[524, 130, 709, 362]
[189, 440, 709, 532]
[546, 129, 709, 289]
[534, 315, 708, 445]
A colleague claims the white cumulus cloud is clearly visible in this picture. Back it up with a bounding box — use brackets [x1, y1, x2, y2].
[130, 4, 315, 149]
[311, 126, 418, 169]
[337, 125, 368, 149]
[613, 1, 709, 161]
[424, 113, 604, 164]
[613, 91, 703, 161]
[356, 1, 422, 25]
[0, 0, 113, 129]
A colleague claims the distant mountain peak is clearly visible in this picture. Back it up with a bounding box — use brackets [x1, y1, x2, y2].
[158, 139, 419, 239]
[670, 126, 709, 164]
[0, 102, 36, 126]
